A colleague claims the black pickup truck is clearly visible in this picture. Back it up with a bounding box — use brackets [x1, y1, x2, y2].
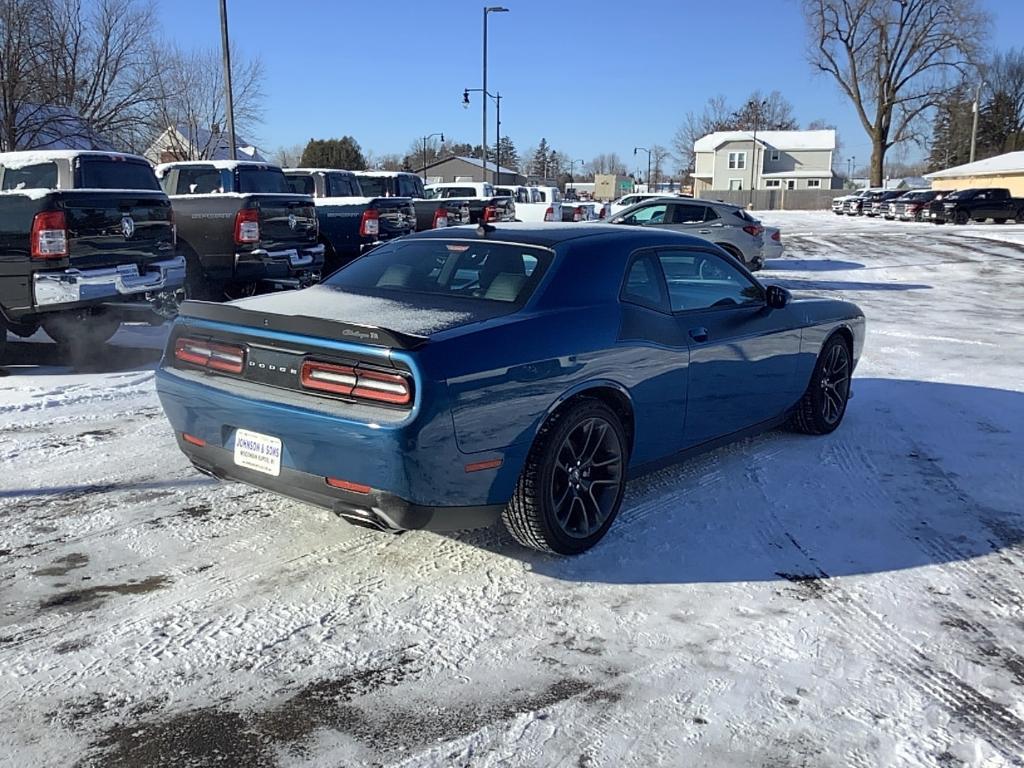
[0, 150, 184, 360]
[155, 161, 323, 299]
[927, 187, 1024, 225]
[283, 168, 416, 272]
[423, 182, 516, 224]
[352, 171, 463, 231]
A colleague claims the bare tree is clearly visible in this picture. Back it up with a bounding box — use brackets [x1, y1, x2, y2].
[271, 143, 304, 168]
[804, 0, 988, 186]
[587, 152, 627, 176]
[732, 90, 799, 131]
[0, 0, 48, 150]
[147, 42, 264, 160]
[650, 144, 672, 188]
[40, 0, 160, 150]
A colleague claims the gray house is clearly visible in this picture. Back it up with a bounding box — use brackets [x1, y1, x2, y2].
[145, 124, 266, 164]
[418, 155, 526, 185]
[692, 130, 838, 193]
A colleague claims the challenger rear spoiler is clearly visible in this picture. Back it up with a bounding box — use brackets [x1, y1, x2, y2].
[178, 300, 430, 351]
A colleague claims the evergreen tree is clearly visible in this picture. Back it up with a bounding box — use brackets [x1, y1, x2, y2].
[926, 86, 973, 172]
[299, 136, 367, 170]
[489, 136, 519, 170]
[530, 139, 551, 178]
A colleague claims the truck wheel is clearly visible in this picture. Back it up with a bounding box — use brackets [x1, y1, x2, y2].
[0, 317, 7, 364]
[954, 210, 969, 225]
[43, 310, 121, 349]
[994, 218, 1007, 224]
[182, 249, 222, 301]
[6, 320, 39, 338]
[502, 399, 628, 555]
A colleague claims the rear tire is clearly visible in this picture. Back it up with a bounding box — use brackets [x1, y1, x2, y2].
[183, 248, 222, 301]
[789, 335, 852, 435]
[994, 218, 1007, 224]
[0, 316, 7, 365]
[954, 210, 969, 225]
[502, 399, 628, 555]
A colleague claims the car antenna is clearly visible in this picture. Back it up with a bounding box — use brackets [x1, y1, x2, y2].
[476, 221, 496, 236]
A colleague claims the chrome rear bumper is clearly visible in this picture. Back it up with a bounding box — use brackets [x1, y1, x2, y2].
[33, 256, 186, 308]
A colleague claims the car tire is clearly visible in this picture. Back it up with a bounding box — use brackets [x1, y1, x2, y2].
[715, 243, 746, 266]
[0, 316, 7, 365]
[502, 398, 628, 555]
[954, 210, 969, 225]
[994, 218, 1007, 224]
[43, 309, 121, 349]
[182, 248, 223, 301]
[789, 335, 852, 436]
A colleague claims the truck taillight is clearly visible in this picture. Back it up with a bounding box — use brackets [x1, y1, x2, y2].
[544, 206, 554, 222]
[432, 207, 449, 228]
[572, 206, 583, 222]
[300, 360, 411, 406]
[360, 209, 380, 237]
[482, 205, 498, 223]
[599, 205, 607, 219]
[174, 337, 246, 374]
[234, 208, 260, 244]
[30, 211, 68, 259]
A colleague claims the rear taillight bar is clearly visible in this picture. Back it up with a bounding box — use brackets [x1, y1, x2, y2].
[543, 206, 554, 222]
[360, 208, 380, 237]
[234, 208, 260, 245]
[572, 206, 583, 222]
[482, 205, 498, 223]
[743, 224, 764, 237]
[300, 359, 411, 406]
[432, 207, 449, 228]
[31, 210, 68, 259]
[174, 337, 246, 374]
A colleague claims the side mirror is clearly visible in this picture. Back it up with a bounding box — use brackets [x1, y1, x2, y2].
[766, 284, 791, 309]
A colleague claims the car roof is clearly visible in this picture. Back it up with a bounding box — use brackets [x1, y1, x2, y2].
[407, 222, 714, 249]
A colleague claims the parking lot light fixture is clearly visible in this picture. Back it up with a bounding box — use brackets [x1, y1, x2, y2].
[482, 6, 509, 184]
[420, 132, 445, 181]
[633, 147, 651, 191]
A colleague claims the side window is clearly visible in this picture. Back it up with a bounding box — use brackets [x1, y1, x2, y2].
[1, 162, 58, 190]
[285, 175, 314, 195]
[398, 175, 424, 198]
[175, 167, 222, 195]
[535, 189, 547, 202]
[328, 173, 357, 197]
[624, 203, 668, 225]
[621, 253, 668, 311]
[671, 204, 707, 224]
[657, 250, 763, 312]
[703, 206, 720, 222]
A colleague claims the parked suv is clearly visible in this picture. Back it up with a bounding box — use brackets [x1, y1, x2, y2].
[609, 197, 765, 269]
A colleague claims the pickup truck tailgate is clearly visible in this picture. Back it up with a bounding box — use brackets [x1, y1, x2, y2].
[257, 197, 318, 248]
[62, 190, 175, 269]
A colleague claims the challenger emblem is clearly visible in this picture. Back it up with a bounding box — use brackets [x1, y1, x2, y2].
[288, 213, 298, 230]
[121, 215, 135, 239]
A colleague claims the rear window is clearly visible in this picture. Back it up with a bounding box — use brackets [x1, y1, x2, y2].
[434, 187, 477, 198]
[397, 175, 423, 197]
[324, 239, 550, 304]
[328, 174, 360, 197]
[284, 174, 314, 195]
[77, 158, 159, 190]
[174, 166, 224, 195]
[1, 162, 57, 190]
[237, 167, 288, 194]
[357, 176, 388, 197]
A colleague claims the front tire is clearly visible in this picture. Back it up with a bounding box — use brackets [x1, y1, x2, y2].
[954, 210, 969, 225]
[790, 335, 852, 435]
[502, 399, 628, 555]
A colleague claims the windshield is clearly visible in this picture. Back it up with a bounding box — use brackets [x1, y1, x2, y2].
[324, 239, 550, 304]
[237, 167, 288, 194]
[433, 187, 478, 198]
[76, 158, 160, 190]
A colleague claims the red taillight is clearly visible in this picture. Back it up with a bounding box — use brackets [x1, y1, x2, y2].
[771, 230, 781, 242]
[482, 205, 498, 223]
[326, 477, 371, 494]
[572, 206, 583, 222]
[31, 211, 68, 259]
[543, 206, 554, 222]
[234, 208, 259, 244]
[908, 204, 921, 212]
[599, 206, 607, 219]
[300, 360, 411, 406]
[433, 207, 449, 228]
[743, 224, 763, 237]
[174, 337, 246, 374]
[182, 433, 206, 447]
[360, 208, 380, 237]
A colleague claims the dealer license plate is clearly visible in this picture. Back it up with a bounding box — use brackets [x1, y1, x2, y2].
[234, 429, 282, 476]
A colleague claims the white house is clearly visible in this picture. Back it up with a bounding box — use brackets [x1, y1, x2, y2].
[144, 123, 265, 165]
[692, 130, 838, 194]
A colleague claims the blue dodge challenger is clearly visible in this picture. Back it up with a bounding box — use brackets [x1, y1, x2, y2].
[156, 223, 864, 554]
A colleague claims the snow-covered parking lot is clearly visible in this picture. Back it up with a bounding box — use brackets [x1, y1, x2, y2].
[2, 211, 1024, 767]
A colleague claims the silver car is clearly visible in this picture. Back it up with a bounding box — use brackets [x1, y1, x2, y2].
[608, 197, 765, 269]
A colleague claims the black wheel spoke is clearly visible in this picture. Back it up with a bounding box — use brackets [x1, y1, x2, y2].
[548, 414, 624, 540]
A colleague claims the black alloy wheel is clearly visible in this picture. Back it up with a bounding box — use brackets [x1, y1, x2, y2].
[790, 335, 852, 435]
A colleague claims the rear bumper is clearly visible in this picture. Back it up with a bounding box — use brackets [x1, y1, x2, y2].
[234, 243, 325, 285]
[181, 436, 502, 531]
[32, 255, 185, 309]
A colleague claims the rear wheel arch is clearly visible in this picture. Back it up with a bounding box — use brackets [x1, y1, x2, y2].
[715, 242, 744, 262]
[541, 383, 636, 458]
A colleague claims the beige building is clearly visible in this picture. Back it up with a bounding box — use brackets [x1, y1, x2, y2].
[924, 151, 1024, 196]
[593, 173, 633, 201]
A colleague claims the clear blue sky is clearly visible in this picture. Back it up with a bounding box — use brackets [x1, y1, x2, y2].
[157, 0, 1024, 174]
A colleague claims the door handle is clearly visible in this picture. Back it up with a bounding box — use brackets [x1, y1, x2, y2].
[697, 229, 711, 234]
[689, 327, 709, 343]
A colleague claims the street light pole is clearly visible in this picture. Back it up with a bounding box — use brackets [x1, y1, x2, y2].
[495, 92, 501, 184]
[218, 0, 237, 161]
[633, 147, 650, 191]
[482, 6, 508, 185]
[748, 98, 768, 206]
[420, 132, 444, 182]
[569, 158, 584, 194]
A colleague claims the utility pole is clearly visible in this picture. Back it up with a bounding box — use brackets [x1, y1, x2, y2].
[420, 132, 444, 181]
[633, 147, 651, 191]
[969, 80, 984, 163]
[218, 0, 237, 161]
[495, 92, 501, 184]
